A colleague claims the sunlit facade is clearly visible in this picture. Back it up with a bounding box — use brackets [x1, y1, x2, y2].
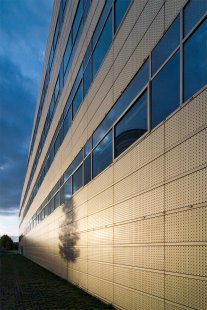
[20, 0, 207, 309]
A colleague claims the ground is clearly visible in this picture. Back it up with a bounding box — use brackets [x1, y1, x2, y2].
[0, 250, 114, 310]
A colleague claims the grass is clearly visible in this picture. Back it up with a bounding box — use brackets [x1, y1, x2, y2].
[0, 251, 114, 310]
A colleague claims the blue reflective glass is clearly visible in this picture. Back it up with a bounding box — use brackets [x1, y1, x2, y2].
[151, 50, 180, 129]
[92, 11, 112, 78]
[184, 19, 207, 101]
[92, 0, 113, 48]
[114, 0, 130, 32]
[84, 154, 91, 185]
[72, 81, 83, 116]
[54, 76, 60, 103]
[93, 60, 149, 146]
[93, 131, 112, 178]
[184, 0, 207, 36]
[84, 138, 92, 157]
[72, 165, 83, 194]
[72, 0, 83, 41]
[83, 0, 91, 23]
[63, 106, 72, 137]
[64, 35, 72, 72]
[54, 191, 60, 209]
[152, 15, 180, 75]
[66, 149, 83, 178]
[115, 91, 147, 157]
[83, 59, 92, 97]
[64, 178, 72, 202]
[83, 42, 91, 69]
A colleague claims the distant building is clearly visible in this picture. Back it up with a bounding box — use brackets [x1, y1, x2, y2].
[20, 1, 207, 309]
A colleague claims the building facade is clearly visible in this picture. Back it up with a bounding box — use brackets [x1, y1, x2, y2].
[20, 0, 207, 309]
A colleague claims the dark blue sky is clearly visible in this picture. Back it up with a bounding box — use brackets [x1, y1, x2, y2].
[0, 0, 53, 236]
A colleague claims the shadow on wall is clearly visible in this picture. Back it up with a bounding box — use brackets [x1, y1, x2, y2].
[59, 199, 80, 262]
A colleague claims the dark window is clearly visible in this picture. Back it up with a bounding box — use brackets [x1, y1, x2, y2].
[93, 130, 112, 178]
[64, 178, 72, 202]
[49, 94, 55, 118]
[54, 76, 60, 103]
[115, 91, 147, 157]
[53, 17, 60, 49]
[54, 134, 60, 155]
[114, 0, 130, 32]
[83, 59, 92, 97]
[84, 154, 91, 185]
[64, 35, 72, 73]
[72, 0, 83, 41]
[93, 60, 149, 146]
[63, 106, 72, 137]
[92, 11, 112, 78]
[151, 50, 180, 129]
[83, 42, 91, 69]
[184, 0, 207, 36]
[84, 138, 92, 157]
[83, 0, 91, 23]
[72, 165, 83, 194]
[50, 197, 55, 212]
[54, 192, 60, 209]
[73, 81, 83, 116]
[92, 0, 113, 48]
[184, 19, 207, 101]
[152, 15, 180, 75]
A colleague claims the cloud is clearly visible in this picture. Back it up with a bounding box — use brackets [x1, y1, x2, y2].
[0, 0, 53, 224]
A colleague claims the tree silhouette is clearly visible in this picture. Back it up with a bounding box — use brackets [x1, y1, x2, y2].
[0, 235, 14, 250]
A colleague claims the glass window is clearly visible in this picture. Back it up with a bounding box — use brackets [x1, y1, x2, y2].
[184, 19, 207, 101]
[64, 178, 72, 202]
[151, 50, 180, 129]
[73, 81, 83, 116]
[83, 42, 91, 69]
[54, 134, 60, 155]
[64, 35, 72, 73]
[114, 0, 130, 33]
[54, 192, 60, 209]
[92, 11, 112, 78]
[184, 0, 207, 36]
[83, 59, 92, 97]
[115, 91, 147, 158]
[63, 106, 72, 137]
[53, 17, 60, 49]
[72, 165, 83, 194]
[93, 130, 112, 178]
[92, 0, 113, 47]
[84, 138, 92, 157]
[152, 15, 180, 75]
[72, 0, 83, 41]
[54, 76, 60, 103]
[84, 154, 91, 185]
[83, 0, 91, 23]
[93, 60, 149, 146]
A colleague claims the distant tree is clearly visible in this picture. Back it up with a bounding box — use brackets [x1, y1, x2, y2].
[0, 235, 14, 250]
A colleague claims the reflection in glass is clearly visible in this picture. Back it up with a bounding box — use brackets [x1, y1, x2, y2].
[92, 11, 112, 78]
[114, 0, 130, 32]
[63, 106, 72, 138]
[64, 35, 72, 72]
[72, 165, 83, 194]
[184, 0, 207, 36]
[54, 192, 60, 209]
[184, 19, 207, 101]
[93, 60, 149, 146]
[64, 177, 72, 202]
[151, 50, 180, 128]
[83, 59, 92, 97]
[84, 138, 92, 157]
[72, 0, 83, 41]
[152, 15, 180, 75]
[72, 81, 83, 116]
[115, 91, 147, 157]
[93, 131, 112, 178]
[84, 154, 91, 185]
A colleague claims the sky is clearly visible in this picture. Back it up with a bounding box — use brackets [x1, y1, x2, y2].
[0, 0, 53, 238]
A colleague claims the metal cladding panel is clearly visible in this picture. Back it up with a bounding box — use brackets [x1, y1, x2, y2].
[166, 245, 207, 277]
[87, 166, 113, 200]
[88, 261, 113, 282]
[114, 216, 164, 244]
[87, 227, 113, 246]
[165, 128, 207, 182]
[114, 186, 164, 225]
[165, 89, 207, 151]
[114, 125, 164, 183]
[87, 187, 113, 216]
[87, 206, 113, 230]
[164, 0, 188, 29]
[165, 274, 207, 309]
[114, 156, 164, 204]
[165, 207, 207, 243]
[165, 168, 207, 212]
[114, 285, 134, 310]
[114, 266, 164, 298]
